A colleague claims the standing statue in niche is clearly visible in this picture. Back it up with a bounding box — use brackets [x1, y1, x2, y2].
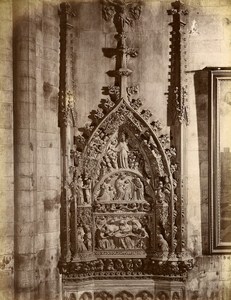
[76, 176, 84, 205]
[116, 133, 129, 168]
[77, 226, 87, 252]
[83, 178, 91, 204]
[85, 226, 92, 250]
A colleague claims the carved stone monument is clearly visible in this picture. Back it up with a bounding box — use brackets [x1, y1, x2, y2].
[58, 1, 193, 299]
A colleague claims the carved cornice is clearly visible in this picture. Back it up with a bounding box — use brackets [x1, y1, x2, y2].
[59, 257, 194, 281]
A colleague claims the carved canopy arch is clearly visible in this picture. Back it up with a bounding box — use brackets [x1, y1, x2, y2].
[79, 98, 175, 199]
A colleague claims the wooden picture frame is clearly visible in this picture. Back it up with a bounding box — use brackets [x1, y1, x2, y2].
[209, 69, 231, 253]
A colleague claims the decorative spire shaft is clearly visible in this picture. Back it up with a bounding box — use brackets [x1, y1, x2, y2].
[102, 0, 142, 101]
[167, 1, 189, 257]
[59, 2, 76, 262]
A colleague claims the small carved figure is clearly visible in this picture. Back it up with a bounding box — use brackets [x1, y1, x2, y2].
[97, 226, 113, 250]
[131, 219, 149, 248]
[116, 133, 129, 168]
[125, 259, 133, 271]
[114, 220, 134, 249]
[115, 175, 126, 200]
[83, 178, 91, 204]
[98, 179, 114, 202]
[155, 181, 166, 204]
[172, 292, 180, 300]
[123, 178, 133, 201]
[157, 234, 169, 258]
[136, 291, 153, 300]
[95, 259, 104, 272]
[115, 259, 124, 270]
[133, 177, 144, 200]
[80, 293, 92, 300]
[116, 291, 133, 300]
[95, 291, 113, 300]
[133, 258, 142, 270]
[107, 137, 119, 169]
[76, 176, 84, 205]
[163, 176, 171, 194]
[97, 219, 119, 249]
[85, 226, 92, 250]
[105, 259, 114, 271]
[69, 293, 77, 300]
[156, 291, 169, 300]
[77, 226, 87, 252]
[142, 292, 153, 300]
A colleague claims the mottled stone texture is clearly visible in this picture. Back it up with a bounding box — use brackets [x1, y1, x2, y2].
[0, 0, 14, 299]
[0, 0, 231, 299]
[13, 0, 61, 299]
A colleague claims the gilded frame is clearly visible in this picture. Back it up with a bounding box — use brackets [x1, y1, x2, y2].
[209, 69, 231, 253]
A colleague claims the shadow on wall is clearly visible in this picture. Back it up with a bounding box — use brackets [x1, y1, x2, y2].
[194, 68, 209, 254]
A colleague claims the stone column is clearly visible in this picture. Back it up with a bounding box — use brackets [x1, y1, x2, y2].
[0, 0, 14, 299]
[13, 0, 38, 299]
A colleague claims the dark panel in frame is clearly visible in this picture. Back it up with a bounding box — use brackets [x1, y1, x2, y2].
[209, 69, 231, 253]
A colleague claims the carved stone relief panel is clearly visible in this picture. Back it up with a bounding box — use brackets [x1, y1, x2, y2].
[94, 214, 151, 254]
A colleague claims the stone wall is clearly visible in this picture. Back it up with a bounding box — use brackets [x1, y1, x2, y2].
[2, 0, 61, 299]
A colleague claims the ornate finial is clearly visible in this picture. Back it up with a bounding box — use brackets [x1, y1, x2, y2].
[59, 2, 76, 17]
[102, 0, 143, 101]
[102, 0, 143, 33]
[167, 1, 188, 16]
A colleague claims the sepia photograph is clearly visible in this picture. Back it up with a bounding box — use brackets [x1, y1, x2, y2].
[0, 0, 231, 299]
